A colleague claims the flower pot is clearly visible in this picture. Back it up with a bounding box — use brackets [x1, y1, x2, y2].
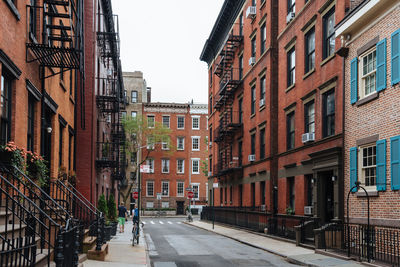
[110, 222, 117, 236]
[104, 225, 112, 241]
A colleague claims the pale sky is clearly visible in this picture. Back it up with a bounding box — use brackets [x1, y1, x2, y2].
[111, 0, 224, 104]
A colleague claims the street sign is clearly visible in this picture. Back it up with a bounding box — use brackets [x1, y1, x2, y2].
[213, 183, 219, 188]
[156, 193, 162, 200]
[185, 187, 192, 191]
[140, 165, 150, 173]
[132, 191, 138, 199]
[188, 191, 194, 199]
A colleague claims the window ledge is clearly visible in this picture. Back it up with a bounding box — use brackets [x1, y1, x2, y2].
[260, 1, 266, 9]
[303, 68, 315, 80]
[285, 83, 296, 93]
[259, 105, 266, 112]
[356, 190, 379, 197]
[60, 80, 67, 92]
[355, 91, 379, 107]
[4, 0, 20, 20]
[250, 113, 256, 119]
[69, 95, 75, 105]
[321, 53, 336, 67]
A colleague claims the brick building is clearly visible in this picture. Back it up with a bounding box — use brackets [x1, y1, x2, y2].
[141, 102, 208, 215]
[336, 0, 400, 226]
[75, 0, 125, 204]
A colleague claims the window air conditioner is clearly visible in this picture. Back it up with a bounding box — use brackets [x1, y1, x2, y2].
[209, 141, 212, 147]
[248, 154, 256, 162]
[261, 205, 266, 211]
[286, 12, 295, 23]
[304, 206, 313, 215]
[302, 132, 315, 143]
[246, 6, 257, 19]
[208, 172, 212, 177]
[249, 57, 256, 66]
[259, 98, 265, 107]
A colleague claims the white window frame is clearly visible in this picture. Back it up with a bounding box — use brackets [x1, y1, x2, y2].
[162, 115, 170, 128]
[131, 111, 137, 118]
[162, 136, 170, 150]
[192, 136, 200, 151]
[359, 48, 377, 99]
[177, 137, 185, 150]
[147, 136, 155, 150]
[177, 159, 184, 174]
[146, 181, 154, 197]
[192, 116, 200, 130]
[146, 202, 154, 208]
[162, 159, 170, 173]
[191, 183, 200, 200]
[146, 158, 154, 173]
[177, 116, 185, 129]
[147, 115, 155, 128]
[358, 144, 377, 190]
[192, 158, 200, 174]
[177, 181, 184, 197]
[162, 202, 169, 208]
[161, 181, 169, 197]
[205, 183, 208, 201]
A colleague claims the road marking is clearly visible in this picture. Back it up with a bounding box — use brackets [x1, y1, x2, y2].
[177, 222, 181, 224]
[154, 262, 177, 267]
[167, 221, 173, 224]
[142, 221, 146, 225]
[159, 221, 164, 224]
[150, 221, 155, 224]
[145, 233, 158, 256]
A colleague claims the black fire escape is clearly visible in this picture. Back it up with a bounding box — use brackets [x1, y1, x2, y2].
[213, 24, 243, 178]
[95, 9, 126, 182]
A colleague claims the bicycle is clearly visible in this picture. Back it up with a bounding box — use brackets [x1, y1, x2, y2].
[187, 212, 193, 222]
[132, 219, 142, 246]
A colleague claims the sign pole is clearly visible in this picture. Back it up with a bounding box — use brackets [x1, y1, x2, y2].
[137, 150, 141, 223]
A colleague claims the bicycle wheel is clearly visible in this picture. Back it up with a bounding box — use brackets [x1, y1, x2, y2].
[132, 224, 136, 246]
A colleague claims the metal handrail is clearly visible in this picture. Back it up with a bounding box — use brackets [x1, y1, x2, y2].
[65, 181, 100, 213]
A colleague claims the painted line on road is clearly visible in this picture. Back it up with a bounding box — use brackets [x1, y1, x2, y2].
[145, 233, 159, 256]
[159, 221, 164, 224]
[177, 222, 181, 224]
[142, 221, 147, 225]
[150, 221, 155, 224]
[168, 221, 173, 224]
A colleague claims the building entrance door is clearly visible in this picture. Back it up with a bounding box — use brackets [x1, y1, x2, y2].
[176, 201, 184, 215]
[319, 171, 334, 223]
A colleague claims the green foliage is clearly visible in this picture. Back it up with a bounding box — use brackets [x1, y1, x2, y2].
[97, 194, 108, 218]
[285, 207, 295, 215]
[0, 142, 25, 172]
[107, 194, 117, 222]
[201, 159, 209, 177]
[26, 152, 49, 187]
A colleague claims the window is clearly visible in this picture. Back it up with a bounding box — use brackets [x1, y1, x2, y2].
[239, 98, 243, 123]
[29, 0, 37, 39]
[177, 116, 185, 129]
[162, 159, 170, 173]
[146, 181, 154, 196]
[251, 85, 256, 115]
[27, 95, 35, 152]
[252, 0, 256, 6]
[130, 172, 136, 180]
[304, 101, 315, 134]
[239, 55, 243, 80]
[260, 128, 265, 160]
[260, 181, 266, 205]
[177, 159, 184, 174]
[192, 116, 200, 129]
[260, 77, 266, 103]
[131, 91, 138, 103]
[323, 90, 335, 137]
[287, 48, 296, 87]
[162, 202, 169, 208]
[239, 13, 244, 36]
[251, 133, 256, 155]
[287, 112, 295, 150]
[260, 24, 266, 54]
[192, 137, 200, 151]
[251, 36, 256, 58]
[146, 158, 154, 173]
[121, 111, 127, 118]
[146, 202, 154, 208]
[162, 116, 170, 128]
[162, 136, 170, 150]
[0, 72, 12, 145]
[323, 8, 335, 59]
[161, 181, 169, 196]
[192, 184, 199, 200]
[305, 28, 315, 73]
[288, 177, 295, 210]
[209, 95, 213, 113]
[177, 182, 184, 197]
[177, 137, 184, 150]
[68, 133, 73, 171]
[288, 0, 295, 13]
[147, 115, 155, 128]
[131, 111, 137, 118]
[238, 140, 243, 166]
[192, 159, 200, 174]
[360, 144, 376, 187]
[209, 67, 212, 86]
[147, 136, 155, 150]
[360, 49, 377, 97]
[59, 123, 64, 166]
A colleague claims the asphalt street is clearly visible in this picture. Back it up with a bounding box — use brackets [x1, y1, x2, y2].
[143, 217, 300, 267]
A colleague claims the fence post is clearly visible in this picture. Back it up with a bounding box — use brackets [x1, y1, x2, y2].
[55, 230, 64, 267]
[96, 215, 103, 251]
[74, 225, 80, 266]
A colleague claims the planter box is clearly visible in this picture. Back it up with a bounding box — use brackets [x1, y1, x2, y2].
[104, 226, 111, 241]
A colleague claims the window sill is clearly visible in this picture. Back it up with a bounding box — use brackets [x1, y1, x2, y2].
[303, 68, 315, 80]
[356, 190, 379, 197]
[259, 105, 266, 112]
[60, 80, 67, 92]
[355, 91, 379, 107]
[69, 95, 75, 105]
[260, 1, 266, 9]
[285, 83, 295, 93]
[29, 33, 38, 44]
[320, 53, 336, 67]
[4, 0, 20, 20]
[250, 113, 256, 119]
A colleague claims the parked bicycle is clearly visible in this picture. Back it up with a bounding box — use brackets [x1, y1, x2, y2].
[187, 211, 193, 222]
[132, 219, 143, 246]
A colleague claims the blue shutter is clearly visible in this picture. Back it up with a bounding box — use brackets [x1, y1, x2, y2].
[391, 29, 400, 85]
[391, 136, 400, 190]
[376, 39, 387, 92]
[376, 139, 386, 191]
[350, 58, 358, 104]
[350, 147, 357, 192]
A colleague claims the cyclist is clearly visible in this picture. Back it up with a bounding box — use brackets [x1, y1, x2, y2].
[132, 204, 139, 232]
[118, 202, 128, 233]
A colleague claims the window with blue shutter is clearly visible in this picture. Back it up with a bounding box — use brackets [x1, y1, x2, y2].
[376, 39, 387, 92]
[350, 147, 357, 192]
[391, 136, 400, 190]
[376, 139, 386, 191]
[391, 29, 400, 85]
[350, 58, 358, 104]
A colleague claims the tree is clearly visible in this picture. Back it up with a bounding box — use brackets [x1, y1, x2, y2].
[98, 194, 108, 219]
[120, 115, 173, 205]
[107, 194, 117, 222]
[201, 136, 209, 177]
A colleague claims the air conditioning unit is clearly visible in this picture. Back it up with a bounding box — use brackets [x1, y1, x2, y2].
[208, 172, 212, 177]
[246, 6, 257, 19]
[248, 154, 256, 162]
[259, 98, 265, 107]
[304, 206, 313, 215]
[209, 141, 212, 147]
[302, 132, 315, 143]
[286, 12, 295, 23]
[249, 57, 256, 66]
[261, 205, 266, 211]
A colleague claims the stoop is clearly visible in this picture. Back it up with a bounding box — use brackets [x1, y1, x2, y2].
[87, 244, 109, 261]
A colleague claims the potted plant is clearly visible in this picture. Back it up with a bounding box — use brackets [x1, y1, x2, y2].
[285, 207, 295, 215]
[98, 194, 111, 242]
[68, 170, 77, 186]
[58, 166, 67, 181]
[26, 151, 48, 187]
[107, 194, 118, 236]
[0, 142, 25, 172]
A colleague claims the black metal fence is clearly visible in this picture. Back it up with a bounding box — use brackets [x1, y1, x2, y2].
[322, 222, 400, 266]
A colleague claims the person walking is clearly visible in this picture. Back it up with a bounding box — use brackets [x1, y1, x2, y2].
[118, 201, 128, 233]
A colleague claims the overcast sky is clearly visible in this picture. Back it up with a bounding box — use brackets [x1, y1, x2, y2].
[111, 0, 224, 104]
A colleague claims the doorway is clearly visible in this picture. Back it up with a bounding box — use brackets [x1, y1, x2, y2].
[176, 201, 184, 215]
[320, 171, 334, 223]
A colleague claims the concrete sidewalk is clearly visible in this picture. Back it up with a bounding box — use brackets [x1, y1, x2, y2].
[82, 221, 149, 267]
[187, 220, 365, 267]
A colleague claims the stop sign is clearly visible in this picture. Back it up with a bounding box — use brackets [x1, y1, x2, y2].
[188, 191, 194, 199]
[133, 191, 139, 199]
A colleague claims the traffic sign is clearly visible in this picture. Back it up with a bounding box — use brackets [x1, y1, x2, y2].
[188, 191, 194, 199]
[156, 193, 162, 200]
[185, 187, 192, 191]
[132, 191, 139, 199]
